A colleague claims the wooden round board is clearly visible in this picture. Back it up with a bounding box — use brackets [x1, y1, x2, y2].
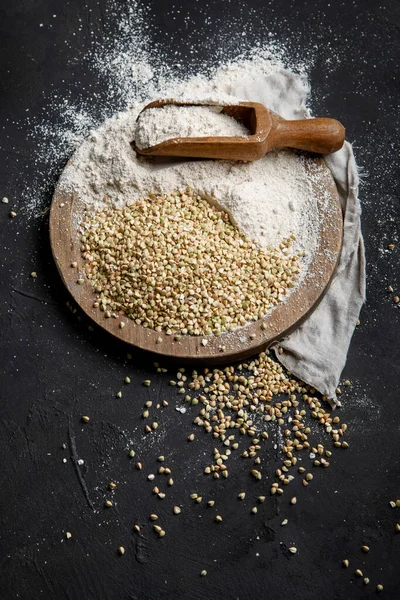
[50, 156, 342, 364]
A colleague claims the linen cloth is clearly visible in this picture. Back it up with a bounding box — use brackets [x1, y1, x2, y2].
[231, 67, 365, 404]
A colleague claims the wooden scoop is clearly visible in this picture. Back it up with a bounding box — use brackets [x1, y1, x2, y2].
[134, 100, 345, 161]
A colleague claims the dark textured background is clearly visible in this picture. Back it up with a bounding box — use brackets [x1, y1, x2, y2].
[1, 1, 400, 599]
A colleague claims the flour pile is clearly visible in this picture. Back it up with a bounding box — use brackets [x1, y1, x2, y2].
[58, 59, 323, 258]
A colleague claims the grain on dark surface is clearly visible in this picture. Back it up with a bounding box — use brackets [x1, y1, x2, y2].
[0, 1, 399, 599]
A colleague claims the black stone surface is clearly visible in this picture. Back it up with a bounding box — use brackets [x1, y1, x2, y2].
[0, 1, 399, 599]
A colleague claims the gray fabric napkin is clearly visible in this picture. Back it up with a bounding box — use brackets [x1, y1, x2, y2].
[272, 141, 365, 405]
[233, 67, 365, 405]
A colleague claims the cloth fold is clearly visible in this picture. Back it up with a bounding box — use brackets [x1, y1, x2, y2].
[259, 69, 366, 405]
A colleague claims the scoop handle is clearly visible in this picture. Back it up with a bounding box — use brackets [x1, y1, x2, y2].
[270, 117, 345, 154]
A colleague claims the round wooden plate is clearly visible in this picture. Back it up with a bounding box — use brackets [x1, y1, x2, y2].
[50, 156, 342, 364]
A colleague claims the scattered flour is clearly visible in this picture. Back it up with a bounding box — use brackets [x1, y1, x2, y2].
[17, 2, 334, 271]
[19, 1, 324, 224]
[135, 104, 249, 150]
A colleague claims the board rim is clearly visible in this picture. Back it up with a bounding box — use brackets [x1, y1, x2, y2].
[49, 155, 343, 364]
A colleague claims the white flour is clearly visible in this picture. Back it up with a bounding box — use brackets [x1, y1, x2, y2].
[20, 1, 324, 225]
[17, 2, 332, 266]
[59, 69, 320, 256]
[135, 104, 249, 150]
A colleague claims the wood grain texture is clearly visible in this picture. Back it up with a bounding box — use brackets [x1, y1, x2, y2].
[49, 155, 342, 365]
[134, 101, 345, 161]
